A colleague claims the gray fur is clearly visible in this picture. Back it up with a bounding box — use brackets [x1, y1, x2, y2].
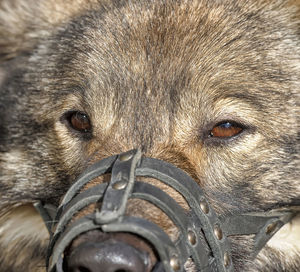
[0, 0, 299, 271]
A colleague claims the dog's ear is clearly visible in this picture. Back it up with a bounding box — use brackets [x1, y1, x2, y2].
[0, 0, 100, 62]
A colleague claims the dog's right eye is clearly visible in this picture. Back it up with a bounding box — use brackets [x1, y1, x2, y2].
[70, 112, 91, 132]
[64, 111, 92, 134]
[209, 121, 244, 139]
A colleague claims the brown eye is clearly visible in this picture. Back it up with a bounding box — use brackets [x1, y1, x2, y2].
[69, 111, 91, 133]
[210, 122, 243, 138]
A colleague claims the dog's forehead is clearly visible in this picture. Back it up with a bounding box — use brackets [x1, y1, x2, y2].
[56, 3, 249, 105]
[45, 3, 219, 143]
[54, 1, 286, 103]
[35, 0, 297, 147]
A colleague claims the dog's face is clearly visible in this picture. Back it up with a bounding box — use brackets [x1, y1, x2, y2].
[0, 0, 299, 271]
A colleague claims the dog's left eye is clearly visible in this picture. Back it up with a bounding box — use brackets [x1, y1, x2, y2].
[209, 122, 243, 138]
[69, 111, 92, 133]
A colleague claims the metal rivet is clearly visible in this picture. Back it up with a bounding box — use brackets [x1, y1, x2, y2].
[224, 252, 231, 268]
[188, 230, 197, 246]
[119, 153, 133, 161]
[170, 256, 180, 271]
[266, 222, 278, 235]
[112, 180, 127, 190]
[200, 200, 209, 214]
[214, 225, 223, 240]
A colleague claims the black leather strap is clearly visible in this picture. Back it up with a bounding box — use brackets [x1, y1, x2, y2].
[95, 149, 142, 224]
[221, 211, 295, 256]
[35, 149, 295, 272]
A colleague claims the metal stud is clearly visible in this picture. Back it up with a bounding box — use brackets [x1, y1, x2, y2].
[188, 230, 197, 246]
[200, 200, 209, 214]
[224, 252, 231, 268]
[170, 256, 180, 271]
[112, 180, 127, 190]
[266, 221, 278, 235]
[119, 153, 133, 161]
[214, 225, 223, 240]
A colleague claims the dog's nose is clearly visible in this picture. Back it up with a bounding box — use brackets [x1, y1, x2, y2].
[67, 239, 151, 272]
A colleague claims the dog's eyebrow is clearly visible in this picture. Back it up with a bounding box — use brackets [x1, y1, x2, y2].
[60, 83, 90, 99]
[218, 93, 265, 111]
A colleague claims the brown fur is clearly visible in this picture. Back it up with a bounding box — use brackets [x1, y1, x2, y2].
[0, 0, 299, 271]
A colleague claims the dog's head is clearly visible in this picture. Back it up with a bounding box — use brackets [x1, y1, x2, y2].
[0, 0, 299, 271]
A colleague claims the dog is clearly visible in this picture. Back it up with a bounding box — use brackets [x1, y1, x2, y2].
[0, 0, 299, 271]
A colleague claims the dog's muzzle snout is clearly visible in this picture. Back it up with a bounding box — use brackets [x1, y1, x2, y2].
[35, 149, 295, 272]
[65, 231, 154, 272]
[68, 240, 146, 272]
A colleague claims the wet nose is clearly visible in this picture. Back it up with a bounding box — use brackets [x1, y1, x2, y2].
[66, 239, 150, 272]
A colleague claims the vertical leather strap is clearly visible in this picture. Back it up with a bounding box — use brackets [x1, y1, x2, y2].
[95, 149, 142, 224]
